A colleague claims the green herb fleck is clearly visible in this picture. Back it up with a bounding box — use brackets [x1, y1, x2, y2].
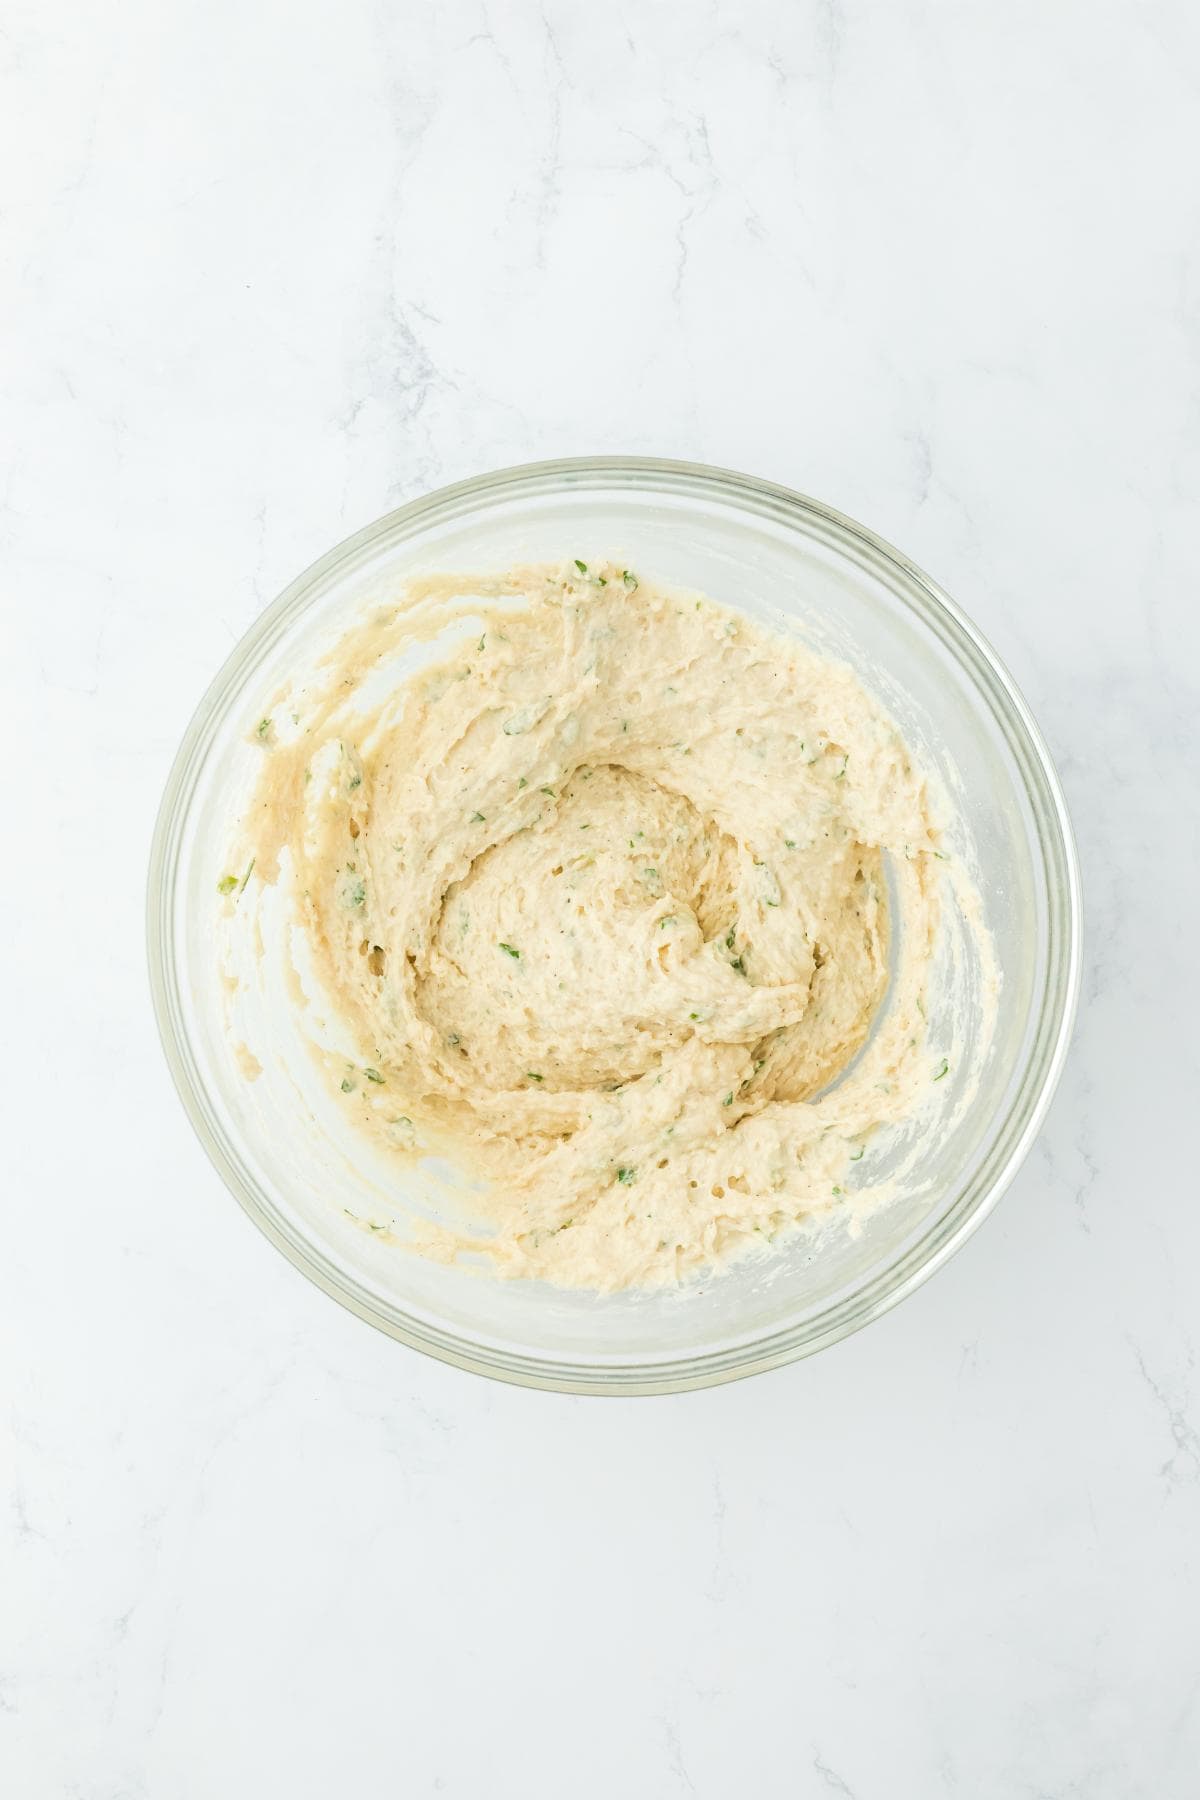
[574, 558, 587, 574]
[217, 874, 238, 895]
[933, 1058, 949, 1081]
[849, 1145, 864, 1162]
[470, 811, 486, 824]
[835, 754, 848, 779]
[597, 576, 607, 586]
[616, 1166, 636, 1185]
[622, 570, 637, 589]
[725, 930, 736, 949]
[348, 880, 365, 908]
[477, 633, 486, 652]
[255, 717, 271, 739]
[526, 1071, 544, 1082]
[731, 956, 747, 976]
[659, 915, 677, 929]
[723, 1092, 734, 1106]
[784, 838, 797, 850]
[348, 774, 361, 790]
[365, 1068, 385, 1084]
[832, 1185, 842, 1196]
[517, 776, 527, 789]
[498, 942, 520, 960]
[238, 858, 256, 895]
[540, 787, 555, 798]
[341, 1078, 355, 1093]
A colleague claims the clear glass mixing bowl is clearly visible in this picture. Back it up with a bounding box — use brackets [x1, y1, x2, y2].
[147, 458, 1080, 1393]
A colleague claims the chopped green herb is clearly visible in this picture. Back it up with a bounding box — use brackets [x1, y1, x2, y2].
[932, 849, 949, 861]
[731, 956, 747, 976]
[933, 1058, 949, 1081]
[622, 570, 637, 589]
[784, 839, 797, 849]
[255, 717, 271, 739]
[849, 1145, 864, 1162]
[517, 776, 527, 789]
[597, 576, 607, 585]
[832, 1185, 842, 1196]
[498, 942, 521, 960]
[659, 915, 677, 929]
[470, 811, 486, 824]
[365, 1068, 385, 1084]
[540, 787, 555, 798]
[835, 754, 848, 779]
[579, 822, 590, 830]
[217, 874, 238, 895]
[477, 633, 486, 652]
[616, 1167, 636, 1185]
[238, 858, 256, 895]
[348, 880, 365, 909]
[526, 1071, 544, 1082]
[341, 1078, 355, 1093]
[689, 1011, 700, 1020]
[725, 930, 736, 949]
[723, 1092, 734, 1106]
[348, 774, 361, 790]
[574, 558, 587, 574]
[446, 1032, 461, 1047]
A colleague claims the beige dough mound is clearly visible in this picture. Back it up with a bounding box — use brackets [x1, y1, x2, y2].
[237, 560, 953, 1291]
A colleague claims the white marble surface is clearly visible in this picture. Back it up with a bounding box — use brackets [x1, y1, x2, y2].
[4, 1, 1199, 1793]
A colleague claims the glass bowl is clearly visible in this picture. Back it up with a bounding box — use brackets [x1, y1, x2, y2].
[147, 458, 1080, 1393]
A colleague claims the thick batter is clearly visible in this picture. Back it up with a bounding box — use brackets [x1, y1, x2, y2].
[231, 560, 955, 1291]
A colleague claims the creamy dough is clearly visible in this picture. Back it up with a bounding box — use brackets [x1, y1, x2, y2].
[234, 560, 957, 1291]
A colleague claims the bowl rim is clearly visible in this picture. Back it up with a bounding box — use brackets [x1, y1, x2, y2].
[147, 455, 1082, 1395]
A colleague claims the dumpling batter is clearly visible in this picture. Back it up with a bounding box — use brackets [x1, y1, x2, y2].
[232, 559, 957, 1291]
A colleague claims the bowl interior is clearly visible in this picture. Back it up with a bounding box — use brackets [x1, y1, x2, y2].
[151, 463, 1077, 1391]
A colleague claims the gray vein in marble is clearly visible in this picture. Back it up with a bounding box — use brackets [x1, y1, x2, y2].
[661, 1713, 696, 1793]
[531, 3, 567, 268]
[813, 1751, 856, 1797]
[1129, 1340, 1200, 1491]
